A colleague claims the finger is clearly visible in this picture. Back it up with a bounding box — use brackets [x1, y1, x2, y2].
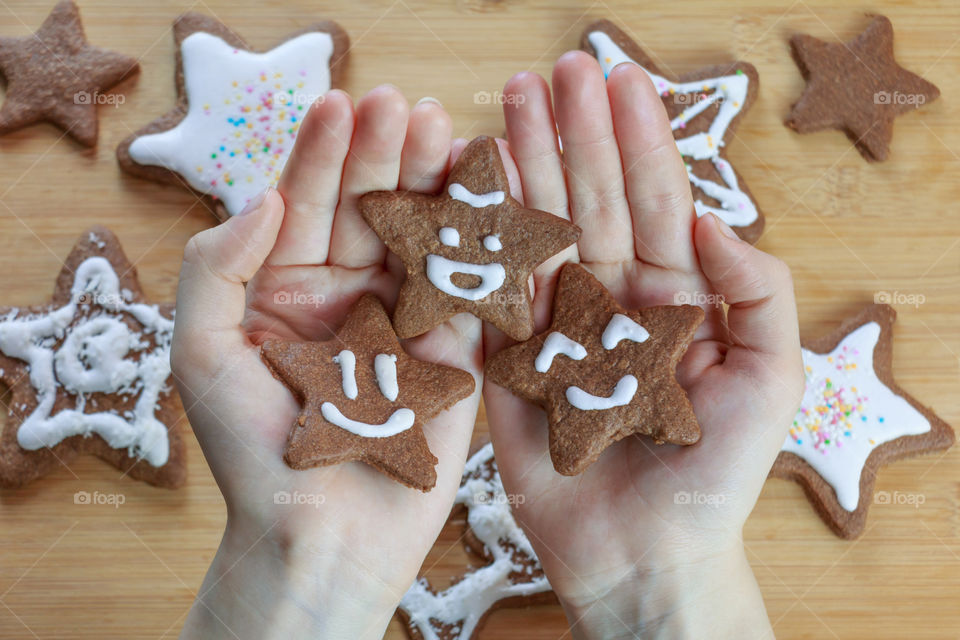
[552, 51, 634, 263]
[268, 90, 355, 266]
[607, 63, 698, 272]
[398, 97, 453, 193]
[172, 189, 285, 377]
[328, 85, 410, 267]
[502, 71, 580, 295]
[694, 214, 800, 368]
[495, 137, 524, 203]
[483, 382, 556, 497]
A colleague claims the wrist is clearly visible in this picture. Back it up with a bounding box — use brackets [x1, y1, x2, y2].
[557, 542, 773, 640]
[180, 518, 400, 640]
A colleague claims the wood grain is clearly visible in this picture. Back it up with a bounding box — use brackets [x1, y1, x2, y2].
[0, 0, 957, 638]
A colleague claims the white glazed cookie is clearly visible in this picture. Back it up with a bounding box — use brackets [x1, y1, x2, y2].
[398, 443, 554, 640]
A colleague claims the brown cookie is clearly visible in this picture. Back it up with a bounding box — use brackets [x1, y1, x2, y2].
[0, 227, 184, 489]
[771, 304, 954, 539]
[785, 15, 940, 162]
[116, 13, 348, 221]
[398, 442, 556, 640]
[0, 0, 139, 147]
[486, 263, 703, 476]
[259, 294, 475, 491]
[359, 136, 581, 342]
[582, 20, 764, 243]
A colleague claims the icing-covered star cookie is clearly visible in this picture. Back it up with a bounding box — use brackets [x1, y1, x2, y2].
[259, 295, 475, 491]
[486, 263, 703, 475]
[582, 20, 764, 243]
[771, 304, 954, 539]
[785, 15, 939, 162]
[359, 136, 580, 342]
[116, 13, 348, 221]
[398, 442, 555, 640]
[0, 0, 138, 146]
[0, 227, 184, 489]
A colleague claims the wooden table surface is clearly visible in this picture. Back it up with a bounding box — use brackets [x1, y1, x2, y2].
[1, 0, 958, 638]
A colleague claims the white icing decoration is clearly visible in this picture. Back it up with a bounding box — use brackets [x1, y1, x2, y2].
[566, 375, 638, 411]
[320, 402, 414, 438]
[128, 31, 334, 216]
[534, 332, 587, 373]
[438, 227, 460, 247]
[332, 349, 358, 400]
[425, 255, 506, 301]
[375, 353, 399, 402]
[601, 313, 650, 350]
[781, 322, 931, 512]
[448, 183, 505, 208]
[587, 31, 759, 228]
[483, 234, 502, 252]
[399, 443, 550, 639]
[0, 257, 175, 466]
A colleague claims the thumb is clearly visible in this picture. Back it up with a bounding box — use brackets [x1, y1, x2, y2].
[172, 188, 285, 379]
[694, 213, 800, 370]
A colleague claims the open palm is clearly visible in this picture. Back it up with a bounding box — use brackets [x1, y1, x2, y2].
[483, 53, 803, 613]
[171, 86, 483, 629]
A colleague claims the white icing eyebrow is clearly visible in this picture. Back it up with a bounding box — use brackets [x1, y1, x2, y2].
[601, 314, 649, 350]
[535, 332, 587, 373]
[448, 183, 505, 208]
[332, 350, 358, 399]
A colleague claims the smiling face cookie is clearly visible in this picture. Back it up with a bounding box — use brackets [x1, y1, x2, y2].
[260, 295, 475, 491]
[486, 263, 703, 475]
[359, 136, 580, 342]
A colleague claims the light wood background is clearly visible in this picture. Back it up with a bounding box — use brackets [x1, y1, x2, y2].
[0, 0, 958, 638]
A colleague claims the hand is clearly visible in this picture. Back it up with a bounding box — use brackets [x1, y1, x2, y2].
[171, 87, 482, 640]
[483, 53, 803, 639]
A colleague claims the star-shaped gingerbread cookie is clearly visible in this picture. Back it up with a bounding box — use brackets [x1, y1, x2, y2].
[116, 13, 349, 221]
[785, 15, 940, 162]
[582, 20, 764, 243]
[260, 294, 475, 491]
[0, 226, 184, 489]
[359, 136, 580, 342]
[486, 263, 703, 475]
[0, 0, 139, 147]
[770, 304, 954, 538]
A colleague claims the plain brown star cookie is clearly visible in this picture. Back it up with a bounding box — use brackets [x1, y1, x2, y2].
[0, 226, 185, 489]
[486, 263, 704, 476]
[359, 136, 581, 342]
[260, 294, 475, 491]
[785, 15, 940, 162]
[582, 19, 765, 243]
[0, 0, 138, 146]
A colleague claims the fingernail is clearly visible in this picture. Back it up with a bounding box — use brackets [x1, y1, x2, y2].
[238, 187, 270, 216]
[415, 96, 442, 107]
[712, 214, 740, 240]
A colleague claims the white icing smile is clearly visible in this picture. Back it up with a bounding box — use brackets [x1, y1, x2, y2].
[566, 375, 638, 411]
[322, 349, 414, 438]
[426, 255, 506, 301]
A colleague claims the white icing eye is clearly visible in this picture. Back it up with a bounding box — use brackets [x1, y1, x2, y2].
[483, 234, 502, 252]
[535, 332, 587, 373]
[438, 227, 460, 247]
[375, 353, 399, 402]
[602, 314, 649, 350]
